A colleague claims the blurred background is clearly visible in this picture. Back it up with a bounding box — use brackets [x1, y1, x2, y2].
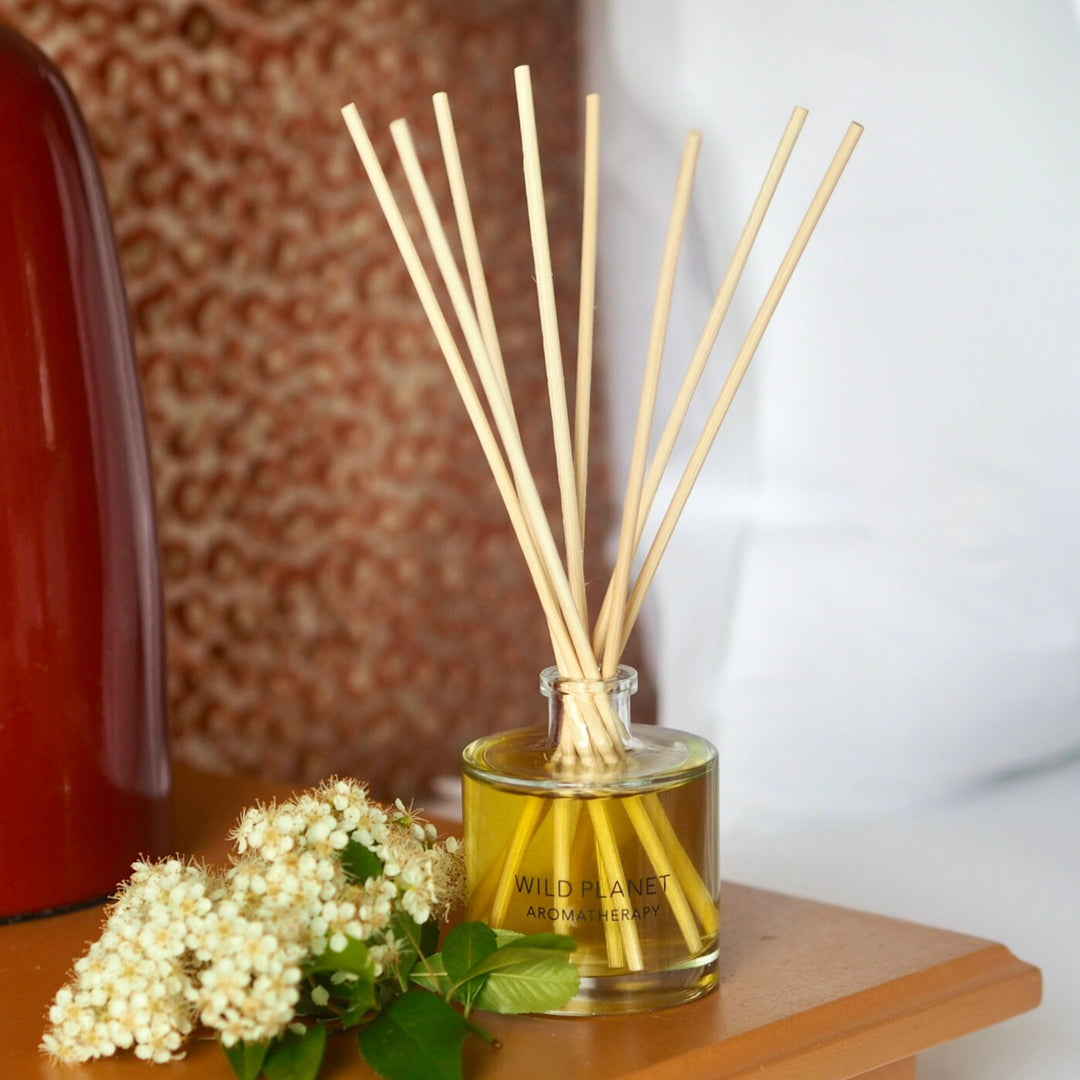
[0, 0, 655, 801]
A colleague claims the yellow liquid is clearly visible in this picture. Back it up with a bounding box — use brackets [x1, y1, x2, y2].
[462, 725, 719, 1013]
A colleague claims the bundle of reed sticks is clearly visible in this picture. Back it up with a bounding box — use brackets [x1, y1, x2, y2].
[341, 68, 860, 771]
[341, 68, 859, 979]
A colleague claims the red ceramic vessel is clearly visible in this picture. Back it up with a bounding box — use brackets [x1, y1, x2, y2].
[0, 25, 170, 920]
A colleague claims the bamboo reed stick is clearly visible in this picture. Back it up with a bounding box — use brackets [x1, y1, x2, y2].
[623, 797, 702, 953]
[587, 799, 644, 970]
[514, 65, 589, 626]
[573, 94, 601, 545]
[615, 121, 865, 655]
[595, 838, 625, 968]
[432, 92, 517, 428]
[389, 118, 630, 766]
[469, 800, 550, 919]
[436, 89, 566, 693]
[491, 796, 546, 924]
[553, 798, 575, 887]
[642, 793, 718, 935]
[600, 131, 701, 676]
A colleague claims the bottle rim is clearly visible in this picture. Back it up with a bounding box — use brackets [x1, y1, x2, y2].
[539, 665, 638, 698]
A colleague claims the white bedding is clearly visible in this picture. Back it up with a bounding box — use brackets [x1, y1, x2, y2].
[584, 0, 1080, 832]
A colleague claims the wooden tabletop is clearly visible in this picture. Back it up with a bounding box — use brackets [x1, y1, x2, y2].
[1, 767, 1041, 1080]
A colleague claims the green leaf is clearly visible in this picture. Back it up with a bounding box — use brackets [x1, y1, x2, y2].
[441, 921, 497, 1014]
[441, 922, 498, 984]
[461, 944, 577, 981]
[473, 953, 580, 1015]
[305, 936, 375, 978]
[408, 952, 451, 996]
[504, 933, 577, 951]
[419, 916, 441, 957]
[342, 839, 384, 884]
[262, 1024, 327, 1080]
[338, 973, 379, 1028]
[222, 1039, 268, 1080]
[492, 929, 525, 947]
[357, 990, 469, 1080]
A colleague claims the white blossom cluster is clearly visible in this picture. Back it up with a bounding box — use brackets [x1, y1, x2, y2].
[42, 779, 465, 1066]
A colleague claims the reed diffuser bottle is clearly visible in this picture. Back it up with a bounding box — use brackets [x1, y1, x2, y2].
[463, 668, 718, 1012]
[343, 64, 859, 1014]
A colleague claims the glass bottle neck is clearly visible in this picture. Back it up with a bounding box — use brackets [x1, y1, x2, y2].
[541, 666, 637, 772]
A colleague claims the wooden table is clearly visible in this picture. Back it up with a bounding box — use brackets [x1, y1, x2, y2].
[1, 768, 1041, 1080]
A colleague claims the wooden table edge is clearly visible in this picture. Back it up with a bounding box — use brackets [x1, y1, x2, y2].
[620, 941, 1042, 1080]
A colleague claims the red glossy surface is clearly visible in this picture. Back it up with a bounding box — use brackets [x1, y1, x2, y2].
[0, 26, 170, 919]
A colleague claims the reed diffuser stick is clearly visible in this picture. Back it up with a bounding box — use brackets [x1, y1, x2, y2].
[345, 101, 652, 969]
[491, 796, 545, 924]
[553, 797, 575, 886]
[643, 793, 719, 934]
[600, 131, 701, 675]
[623, 797, 702, 953]
[514, 65, 589, 625]
[636, 106, 809, 538]
[433, 92, 517, 426]
[587, 799, 644, 970]
[573, 94, 601, 542]
[595, 838, 626, 968]
[615, 121, 865, 654]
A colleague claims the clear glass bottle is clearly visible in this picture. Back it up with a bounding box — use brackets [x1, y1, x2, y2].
[462, 667, 719, 1014]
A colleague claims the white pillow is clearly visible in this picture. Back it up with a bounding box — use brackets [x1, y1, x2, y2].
[585, 0, 1080, 829]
